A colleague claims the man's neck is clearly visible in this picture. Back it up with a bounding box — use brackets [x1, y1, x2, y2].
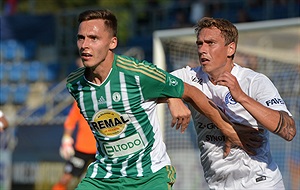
[86, 53, 115, 85]
[208, 62, 234, 85]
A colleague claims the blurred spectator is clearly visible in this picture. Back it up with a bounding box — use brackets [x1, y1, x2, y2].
[236, 9, 253, 23]
[171, 10, 193, 28]
[4, 0, 17, 15]
[169, 0, 193, 28]
[190, 0, 209, 24]
[0, 110, 9, 132]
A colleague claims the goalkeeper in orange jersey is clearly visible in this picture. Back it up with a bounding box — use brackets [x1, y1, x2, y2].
[52, 101, 96, 190]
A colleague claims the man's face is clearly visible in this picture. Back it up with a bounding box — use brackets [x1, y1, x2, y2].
[77, 19, 116, 69]
[196, 27, 233, 75]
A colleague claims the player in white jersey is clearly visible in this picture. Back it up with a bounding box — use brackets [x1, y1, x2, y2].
[66, 10, 254, 190]
[170, 17, 296, 190]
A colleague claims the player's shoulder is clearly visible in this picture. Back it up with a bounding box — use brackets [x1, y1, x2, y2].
[66, 67, 85, 84]
[115, 54, 167, 79]
[234, 63, 259, 77]
[234, 63, 271, 82]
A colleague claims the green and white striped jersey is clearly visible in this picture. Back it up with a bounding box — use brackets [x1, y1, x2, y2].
[66, 54, 184, 179]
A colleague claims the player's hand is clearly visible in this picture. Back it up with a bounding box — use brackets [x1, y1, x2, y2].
[233, 123, 263, 155]
[223, 124, 263, 158]
[215, 72, 246, 103]
[167, 98, 191, 133]
[59, 135, 75, 160]
[223, 131, 243, 158]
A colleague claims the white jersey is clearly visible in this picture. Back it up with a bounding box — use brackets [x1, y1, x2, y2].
[171, 63, 291, 190]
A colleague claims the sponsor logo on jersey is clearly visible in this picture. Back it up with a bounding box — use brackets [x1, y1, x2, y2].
[265, 98, 284, 106]
[90, 109, 131, 137]
[104, 133, 145, 158]
[197, 121, 218, 129]
[225, 92, 237, 105]
[205, 135, 225, 141]
[191, 75, 203, 85]
[169, 77, 178, 86]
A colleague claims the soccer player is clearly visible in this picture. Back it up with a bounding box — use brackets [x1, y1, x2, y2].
[52, 101, 97, 190]
[66, 9, 257, 190]
[170, 17, 296, 189]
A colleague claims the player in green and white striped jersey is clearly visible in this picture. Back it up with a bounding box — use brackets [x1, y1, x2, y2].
[66, 9, 246, 190]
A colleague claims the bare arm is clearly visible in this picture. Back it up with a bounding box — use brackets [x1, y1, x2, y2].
[180, 83, 252, 157]
[216, 72, 296, 141]
[234, 95, 295, 141]
[158, 98, 191, 133]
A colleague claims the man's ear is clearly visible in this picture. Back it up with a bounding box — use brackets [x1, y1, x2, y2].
[109, 36, 118, 50]
[227, 42, 236, 58]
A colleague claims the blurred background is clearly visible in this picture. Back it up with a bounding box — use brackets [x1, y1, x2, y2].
[0, 0, 299, 190]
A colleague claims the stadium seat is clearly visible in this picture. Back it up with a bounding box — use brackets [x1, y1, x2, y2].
[0, 83, 11, 105]
[12, 83, 30, 105]
[2, 40, 24, 61]
[44, 62, 59, 82]
[27, 61, 42, 83]
[22, 40, 37, 60]
[0, 62, 9, 82]
[8, 62, 26, 83]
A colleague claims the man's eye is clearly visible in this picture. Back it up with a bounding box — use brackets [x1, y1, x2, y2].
[196, 42, 202, 46]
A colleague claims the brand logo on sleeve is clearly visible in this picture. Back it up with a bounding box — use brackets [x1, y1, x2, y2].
[90, 109, 131, 137]
[169, 77, 179, 86]
[265, 98, 284, 106]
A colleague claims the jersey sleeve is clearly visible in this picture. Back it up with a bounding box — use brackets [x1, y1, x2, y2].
[171, 66, 194, 85]
[139, 61, 185, 100]
[250, 73, 292, 116]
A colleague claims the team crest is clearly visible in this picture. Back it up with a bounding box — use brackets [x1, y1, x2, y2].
[90, 109, 131, 137]
[169, 77, 178, 86]
[225, 92, 237, 105]
[112, 92, 121, 102]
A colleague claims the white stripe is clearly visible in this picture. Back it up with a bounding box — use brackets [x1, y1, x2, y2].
[105, 81, 112, 109]
[136, 149, 145, 177]
[133, 75, 148, 145]
[120, 154, 134, 176]
[104, 164, 112, 178]
[90, 162, 99, 178]
[77, 81, 87, 118]
[90, 85, 98, 111]
[104, 81, 112, 141]
[120, 73, 148, 176]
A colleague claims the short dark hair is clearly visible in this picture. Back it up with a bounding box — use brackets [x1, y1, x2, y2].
[78, 9, 118, 37]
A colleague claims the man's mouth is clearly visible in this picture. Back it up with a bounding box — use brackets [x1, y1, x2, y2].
[81, 53, 92, 59]
[200, 58, 209, 64]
